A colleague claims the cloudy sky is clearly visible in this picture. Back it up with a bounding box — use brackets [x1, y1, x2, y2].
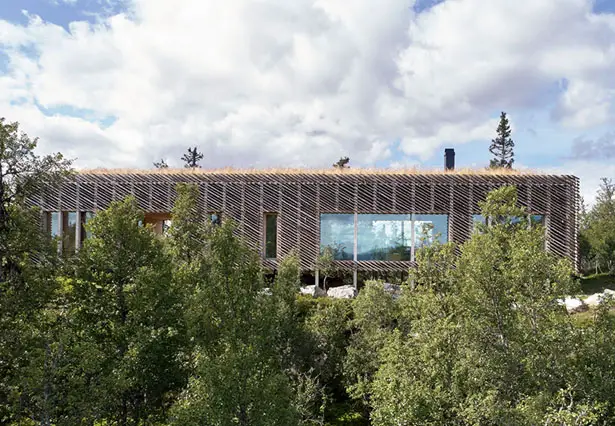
[1, 0, 615, 202]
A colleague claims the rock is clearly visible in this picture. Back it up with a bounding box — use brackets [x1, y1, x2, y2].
[300, 285, 326, 297]
[583, 292, 609, 307]
[327, 285, 358, 299]
[603, 289, 615, 297]
[382, 282, 402, 299]
[559, 297, 588, 313]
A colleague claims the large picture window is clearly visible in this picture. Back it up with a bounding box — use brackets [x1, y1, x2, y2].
[357, 214, 412, 261]
[264, 213, 278, 259]
[62, 211, 77, 254]
[320, 213, 449, 261]
[320, 214, 355, 260]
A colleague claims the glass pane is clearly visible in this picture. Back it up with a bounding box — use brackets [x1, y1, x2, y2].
[50, 212, 60, 237]
[320, 214, 354, 260]
[413, 214, 448, 248]
[63, 212, 77, 254]
[210, 212, 221, 226]
[472, 214, 486, 232]
[162, 219, 172, 234]
[357, 214, 411, 261]
[265, 214, 277, 258]
[530, 214, 544, 227]
[81, 212, 95, 241]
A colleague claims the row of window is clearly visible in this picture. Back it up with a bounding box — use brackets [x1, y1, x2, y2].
[43, 211, 545, 260]
[320, 214, 449, 261]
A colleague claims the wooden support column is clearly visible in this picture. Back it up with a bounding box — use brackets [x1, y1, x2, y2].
[75, 211, 82, 251]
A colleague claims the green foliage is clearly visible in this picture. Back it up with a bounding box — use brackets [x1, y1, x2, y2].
[181, 147, 203, 169]
[344, 281, 399, 413]
[367, 186, 615, 425]
[581, 178, 615, 275]
[0, 118, 71, 423]
[67, 197, 187, 424]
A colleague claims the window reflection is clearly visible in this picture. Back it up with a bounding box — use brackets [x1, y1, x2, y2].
[413, 215, 449, 249]
[357, 214, 411, 261]
[320, 214, 354, 260]
[63, 212, 77, 254]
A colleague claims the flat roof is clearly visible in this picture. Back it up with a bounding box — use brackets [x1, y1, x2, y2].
[77, 167, 546, 176]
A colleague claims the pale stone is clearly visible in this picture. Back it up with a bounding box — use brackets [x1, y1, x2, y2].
[327, 285, 358, 299]
[559, 297, 588, 313]
[300, 285, 326, 297]
[583, 293, 606, 307]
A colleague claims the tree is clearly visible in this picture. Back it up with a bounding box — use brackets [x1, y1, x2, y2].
[315, 246, 339, 291]
[0, 118, 71, 422]
[170, 223, 302, 425]
[368, 186, 615, 425]
[153, 158, 169, 169]
[182, 147, 203, 169]
[581, 178, 615, 274]
[333, 157, 350, 169]
[489, 111, 515, 168]
[69, 197, 187, 424]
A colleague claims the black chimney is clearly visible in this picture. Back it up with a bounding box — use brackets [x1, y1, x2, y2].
[444, 148, 455, 171]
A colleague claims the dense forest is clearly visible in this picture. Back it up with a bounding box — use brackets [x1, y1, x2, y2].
[3, 118, 615, 425]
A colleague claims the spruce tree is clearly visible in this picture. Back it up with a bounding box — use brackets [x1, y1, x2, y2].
[489, 112, 515, 168]
[182, 147, 204, 169]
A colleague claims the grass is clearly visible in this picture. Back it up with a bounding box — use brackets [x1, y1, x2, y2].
[77, 166, 549, 176]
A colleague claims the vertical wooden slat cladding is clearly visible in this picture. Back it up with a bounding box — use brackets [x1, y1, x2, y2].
[452, 185, 471, 244]
[133, 184, 150, 211]
[96, 181, 114, 210]
[319, 184, 337, 212]
[548, 185, 569, 259]
[338, 184, 355, 212]
[79, 183, 96, 211]
[207, 183, 224, 211]
[396, 184, 413, 212]
[471, 185, 492, 213]
[433, 184, 451, 212]
[376, 184, 393, 212]
[280, 184, 299, 258]
[516, 185, 529, 208]
[414, 185, 431, 212]
[243, 184, 262, 251]
[262, 183, 279, 212]
[41, 171, 580, 272]
[531, 185, 549, 212]
[300, 184, 319, 268]
[115, 182, 132, 203]
[225, 183, 244, 236]
[59, 182, 77, 211]
[357, 184, 374, 211]
[150, 183, 167, 212]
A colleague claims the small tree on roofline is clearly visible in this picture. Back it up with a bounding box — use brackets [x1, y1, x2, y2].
[182, 147, 204, 169]
[333, 157, 350, 169]
[153, 159, 169, 169]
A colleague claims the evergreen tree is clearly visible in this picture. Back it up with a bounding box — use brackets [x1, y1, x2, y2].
[333, 157, 350, 169]
[182, 147, 204, 169]
[489, 112, 515, 168]
[153, 158, 169, 169]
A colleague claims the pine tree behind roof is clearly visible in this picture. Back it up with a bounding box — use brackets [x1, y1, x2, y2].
[489, 112, 515, 169]
[182, 147, 204, 169]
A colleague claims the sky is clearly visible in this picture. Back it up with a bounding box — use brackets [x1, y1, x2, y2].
[1, 0, 615, 204]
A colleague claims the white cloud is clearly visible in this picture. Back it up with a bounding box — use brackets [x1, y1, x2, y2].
[0, 0, 615, 172]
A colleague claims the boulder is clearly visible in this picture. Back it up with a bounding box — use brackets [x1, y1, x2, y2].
[382, 282, 402, 299]
[327, 285, 358, 299]
[559, 297, 588, 313]
[584, 292, 606, 307]
[300, 285, 326, 298]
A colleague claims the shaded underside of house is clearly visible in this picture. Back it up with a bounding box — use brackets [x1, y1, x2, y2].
[32, 169, 580, 272]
